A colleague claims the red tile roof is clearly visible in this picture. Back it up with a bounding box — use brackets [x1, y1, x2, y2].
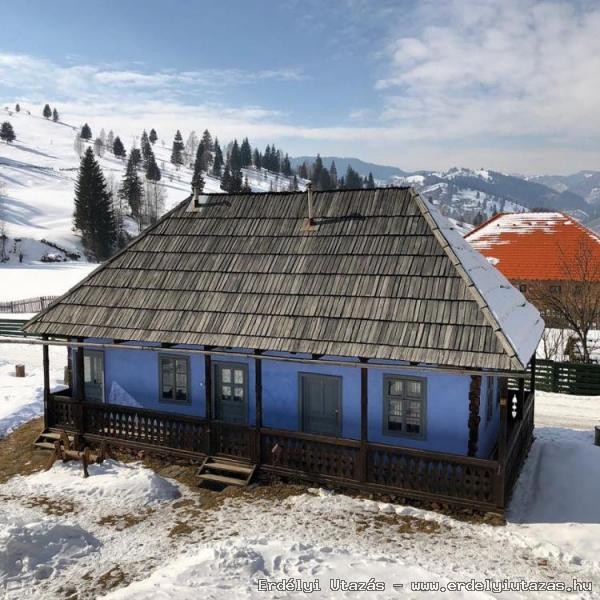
[465, 212, 600, 281]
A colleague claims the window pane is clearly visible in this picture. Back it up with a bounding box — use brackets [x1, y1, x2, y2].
[222, 384, 232, 399]
[162, 385, 173, 400]
[234, 369, 244, 384]
[234, 386, 244, 401]
[175, 387, 187, 401]
[387, 398, 403, 431]
[405, 399, 422, 433]
[176, 373, 187, 389]
[406, 381, 422, 397]
[388, 379, 403, 396]
[221, 369, 231, 383]
[176, 359, 187, 374]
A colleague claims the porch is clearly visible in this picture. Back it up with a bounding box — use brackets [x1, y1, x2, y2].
[46, 384, 534, 514]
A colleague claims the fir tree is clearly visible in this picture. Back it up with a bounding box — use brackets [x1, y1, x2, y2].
[311, 155, 324, 188]
[149, 128, 158, 145]
[343, 165, 363, 189]
[52, 108, 59, 122]
[229, 139, 242, 173]
[299, 162, 309, 180]
[112, 136, 126, 159]
[129, 147, 142, 170]
[191, 142, 206, 193]
[200, 129, 213, 153]
[120, 151, 144, 222]
[282, 153, 292, 177]
[107, 130, 115, 151]
[211, 138, 223, 177]
[0, 122, 16, 143]
[80, 123, 92, 140]
[263, 145, 272, 171]
[220, 163, 231, 192]
[329, 161, 338, 188]
[240, 138, 252, 168]
[43, 104, 52, 119]
[241, 175, 251, 193]
[319, 168, 331, 191]
[252, 148, 262, 169]
[93, 137, 105, 157]
[170, 130, 184, 167]
[15, 104, 20, 113]
[145, 150, 161, 182]
[366, 172, 375, 189]
[73, 147, 116, 261]
[140, 130, 151, 167]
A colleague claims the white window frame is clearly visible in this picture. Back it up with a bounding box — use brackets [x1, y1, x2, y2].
[383, 375, 427, 440]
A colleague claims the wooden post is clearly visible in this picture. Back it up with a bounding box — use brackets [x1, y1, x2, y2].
[530, 354, 536, 395]
[204, 346, 213, 455]
[467, 375, 481, 457]
[42, 335, 50, 430]
[496, 377, 509, 509]
[74, 338, 86, 445]
[360, 358, 368, 483]
[517, 377, 525, 420]
[255, 349, 263, 464]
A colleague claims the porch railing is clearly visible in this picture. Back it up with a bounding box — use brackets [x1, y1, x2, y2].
[47, 394, 524, 510]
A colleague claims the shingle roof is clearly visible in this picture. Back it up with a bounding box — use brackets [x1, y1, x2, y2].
[24, 188, 543, 371]
[465, 212, 600, 282]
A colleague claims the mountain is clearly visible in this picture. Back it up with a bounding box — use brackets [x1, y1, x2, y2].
[290, 156, 408, 181]
[529, 171, 600, 206]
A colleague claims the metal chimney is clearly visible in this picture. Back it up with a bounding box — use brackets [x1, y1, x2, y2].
[307, 182, 315, 226]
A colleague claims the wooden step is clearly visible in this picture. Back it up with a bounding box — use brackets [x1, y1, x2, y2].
[39, 431, 74, 441]
[33, 441, 56, 450]
[198, 472, 248, 487]
[203, 460, 254, 475]
[33, 429, 75, 451]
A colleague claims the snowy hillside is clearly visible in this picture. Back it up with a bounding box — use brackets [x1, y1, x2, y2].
[0, 105, 305, 301]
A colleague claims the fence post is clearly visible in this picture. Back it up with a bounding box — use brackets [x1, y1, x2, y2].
[552, 362, 559, 393]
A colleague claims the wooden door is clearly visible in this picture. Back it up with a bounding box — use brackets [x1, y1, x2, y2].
[300, 373, 341, 436]
[213, 363, 248, 425]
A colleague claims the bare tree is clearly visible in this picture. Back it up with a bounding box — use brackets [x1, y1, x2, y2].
[539, 328, 567, 361]
[143, 180, 165, 227]
[530, 237, 600, 363]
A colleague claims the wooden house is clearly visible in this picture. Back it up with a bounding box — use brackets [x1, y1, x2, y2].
[465, 212, 600, 328]
[24, 187, 544, 513]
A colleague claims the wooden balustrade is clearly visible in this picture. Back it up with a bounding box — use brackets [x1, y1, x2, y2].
[45, 394, 527, 511]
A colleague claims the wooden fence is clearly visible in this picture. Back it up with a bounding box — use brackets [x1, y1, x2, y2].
[510, 359, 600, 396]
[0, 318, 29, 337]
[0, 296, 56, 314]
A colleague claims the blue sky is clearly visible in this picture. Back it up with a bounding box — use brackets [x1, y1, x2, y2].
[1, 0, 600, 173]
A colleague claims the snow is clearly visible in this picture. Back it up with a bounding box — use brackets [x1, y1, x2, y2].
[0, 262, 96, 302]
[422, 197, 544, 369]
[0, 342, 67, 438]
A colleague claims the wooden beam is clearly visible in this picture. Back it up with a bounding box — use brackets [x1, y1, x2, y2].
[497, 377, 509, 509]
[204, 345, 213, 455]
[255, 349, 263, 464]
[360, 358, 368, 483]
[467, 375, 481, 457]
[75, 338, 85, 402]
[42, 335, 50, 430]
[518, 377, 525, 420]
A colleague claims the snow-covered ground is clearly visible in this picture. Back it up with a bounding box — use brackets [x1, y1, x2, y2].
[0, 342, 67, 437]
[1, 342, 600, 598]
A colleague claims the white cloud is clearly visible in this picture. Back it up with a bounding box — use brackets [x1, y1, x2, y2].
[375, 0, 600, 142]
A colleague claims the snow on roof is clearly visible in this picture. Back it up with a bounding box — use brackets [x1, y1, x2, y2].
[465, 212, 600, 281]
[419, 198, 544, 370]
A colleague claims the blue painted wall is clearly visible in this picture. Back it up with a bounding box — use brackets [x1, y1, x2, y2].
[73, 340, 487, 456]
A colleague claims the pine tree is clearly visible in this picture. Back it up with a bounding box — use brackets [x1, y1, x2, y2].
[299, 162, 309, 180]
[329, 161, 338, 188]
[220, 163, 231, 192]
[80, 123, 92, 140]
[15, 104, 20, 113]
[73, 147, 116, 261]
[200, 129, 213, 153]
[0, 122, 16, 143]
[43, 104, 52, 119]
[93, 137, 105, 157]
[366, 172, 375, 189]
[185, 131, 198, 166]
[170, 130, 184, 167]
[211, 138, 223, 177]
[263, 145, 272, 171]
[149, 128, 158, 145]
[311, 155, 323, 188]
[107, 130, 115, 152]
[252, 148, 262, 169]
[319, 168, 331, 191]
[145, 149, 161, 182]
[282, 153, 292, 177]
[343, 165, 363, 189]
[140, 130, 151, 167]
[241, 175, 251, 193]
[240, 138, 252, 168]
[272, 147, 281, 173]
[229, 139, 242, 173]
[112, 136, 126, 159]
[120, 151, 144, 223]
[129, 147, 142, 170]
[191, 141, 206, 193]
[52, 108, 59, 122]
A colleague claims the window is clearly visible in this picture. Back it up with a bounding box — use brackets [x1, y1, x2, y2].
[84, 350, 104, 402]
[519, 284, 527, 293]
[383, 376, 426, 438]
[214, 363, 248, 424]
[485, 376, 494, 423]
[159, 355, 190, 403]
